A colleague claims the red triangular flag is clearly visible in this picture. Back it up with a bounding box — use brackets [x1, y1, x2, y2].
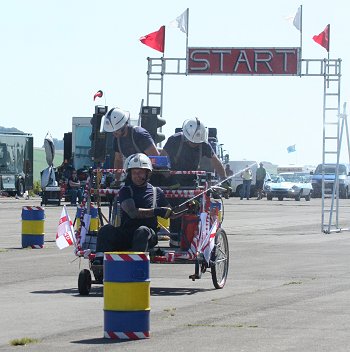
[312, 24, 330, 52]
[139, 26, 165, 53]
[93, 90, 103, 101]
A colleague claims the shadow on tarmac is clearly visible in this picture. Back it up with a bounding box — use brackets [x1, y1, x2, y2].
[71, 337, 130, 345]
[31, 286, 103, 297]
[151, 287, 211, 296]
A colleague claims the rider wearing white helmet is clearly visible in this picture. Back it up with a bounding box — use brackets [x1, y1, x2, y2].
[93, 153, 173, 262]
[161, 117, 226, 179]
[100, 107, 159, 181]
[160, 118, 227, 246]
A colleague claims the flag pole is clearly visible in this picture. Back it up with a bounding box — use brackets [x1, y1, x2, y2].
[186, 8, 189, 53]
[327, 24, 330, 89]
[299, 5, 303, 76]
[185, 8, 189, 76]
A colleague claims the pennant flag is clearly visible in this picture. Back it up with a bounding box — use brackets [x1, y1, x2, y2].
[312, 25, 330, 52]
[139, 26, 165, 53]
[287, 144, 296, 153]
[93, 90, 103, 101]
[169, 9, 188, 34]
[293, 6, 301, 31]
[56, 206, 75, 249]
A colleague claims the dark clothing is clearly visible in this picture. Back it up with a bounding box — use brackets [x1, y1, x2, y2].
[163, 133, 214, 171]
[163, 132, 214, 187]
[256, 167, 267, 181]
[118, 182, 169, 232]
[95, 182, 169, 253]
[256, 179, 264, 191]
[67, 175, 83, 205]
[95, 224, 157, 252]
[113, 126, 155, 157]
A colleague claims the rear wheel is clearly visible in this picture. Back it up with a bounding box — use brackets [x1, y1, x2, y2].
[17, 179, 25, 197]
[305, 193, 311, 201]
[278, 196, 284, 201]
[267, 194, 273, 201]
[210, 228, 229, 289]
[78, 269, 92, 295]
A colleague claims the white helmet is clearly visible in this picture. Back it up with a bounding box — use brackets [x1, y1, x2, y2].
[100, 107, 130, 133]
[124, 153, 153, 172]
[182, 117, 208, 143]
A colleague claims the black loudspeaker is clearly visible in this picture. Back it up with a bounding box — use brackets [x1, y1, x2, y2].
[63, 132, 72, 162]
[208, 128, 217, 139]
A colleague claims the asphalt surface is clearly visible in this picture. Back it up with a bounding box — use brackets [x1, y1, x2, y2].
[1, 196, 350, 351]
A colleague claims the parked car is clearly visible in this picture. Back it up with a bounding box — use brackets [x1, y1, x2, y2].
[264, 173, 312, 201]
[311, 163, 350, 198]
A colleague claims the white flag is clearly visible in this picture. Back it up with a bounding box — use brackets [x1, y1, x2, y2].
[169, 9, 188, 34]
[202, 220, 218, 264]
[56, 206, 75, 250]
[293, 6, 301, 31]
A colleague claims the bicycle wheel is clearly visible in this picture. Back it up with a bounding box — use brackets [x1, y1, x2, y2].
[210, 228, 229, 289]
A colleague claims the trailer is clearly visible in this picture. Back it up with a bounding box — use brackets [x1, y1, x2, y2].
[0, 132, 33, 196]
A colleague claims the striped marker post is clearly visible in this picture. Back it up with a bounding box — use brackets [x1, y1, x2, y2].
[21, 206, 45, 248]
[103, 252, 150, 339]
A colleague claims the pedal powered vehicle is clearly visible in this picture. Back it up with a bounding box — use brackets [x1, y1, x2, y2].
[74, 168, 229, 295]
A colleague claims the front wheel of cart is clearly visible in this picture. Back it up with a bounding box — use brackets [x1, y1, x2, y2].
[210, 228, 229, 289]
[78, 269, 92, 295]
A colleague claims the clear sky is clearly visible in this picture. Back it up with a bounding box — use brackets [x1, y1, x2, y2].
[0, 0, 349, 166]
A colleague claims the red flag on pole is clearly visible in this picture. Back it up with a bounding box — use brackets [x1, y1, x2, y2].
[312, 24, 330, 52]
[93, 90, 103, 101]
[139, 26, 165, 53]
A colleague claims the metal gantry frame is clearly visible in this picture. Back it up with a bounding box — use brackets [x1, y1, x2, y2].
[145, 56, 349, 234]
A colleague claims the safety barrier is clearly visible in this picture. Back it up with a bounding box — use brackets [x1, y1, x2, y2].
[21, 206, 45, 248]
[103, 252, 150, 339]
[75, 204, 99, 232]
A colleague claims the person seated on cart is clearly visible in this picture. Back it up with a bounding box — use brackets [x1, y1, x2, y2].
[160, 117, 227, 185]
[160, 118, 230, 246]
[93, 153, 179, 265]
[67, 168, 83, 205]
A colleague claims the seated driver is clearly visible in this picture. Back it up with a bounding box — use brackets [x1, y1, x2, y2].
[93, 153, 175, 264]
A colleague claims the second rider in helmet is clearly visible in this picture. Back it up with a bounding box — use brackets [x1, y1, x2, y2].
[161, 117, 226, 179]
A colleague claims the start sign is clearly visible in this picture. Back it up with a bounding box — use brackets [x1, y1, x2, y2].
[187, 47, 300, 75]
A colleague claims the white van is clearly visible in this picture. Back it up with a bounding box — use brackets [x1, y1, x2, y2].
[226, 160, 259, 197]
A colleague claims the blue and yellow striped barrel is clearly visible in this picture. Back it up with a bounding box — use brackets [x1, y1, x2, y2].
[103, 252, 150, 340]
[75, 205, 99, 232]
[21, 206, 45, 248]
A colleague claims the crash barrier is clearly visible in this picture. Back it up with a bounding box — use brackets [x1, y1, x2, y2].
[103, 252, 150, 339]
[21, 206, 45, 248]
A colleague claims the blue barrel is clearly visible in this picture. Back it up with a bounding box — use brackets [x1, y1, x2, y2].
[103, 252, 150, 339]
[21, 206, 45, 248]
[76, 205, 99, 231]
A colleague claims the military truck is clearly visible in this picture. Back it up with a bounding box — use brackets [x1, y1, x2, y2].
[0, 132, 33, 196]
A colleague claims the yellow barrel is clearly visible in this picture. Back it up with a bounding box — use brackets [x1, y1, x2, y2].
[21, 206, 45, 248]
[103, 252, 150, 340]
[75, 205, 99, 231]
